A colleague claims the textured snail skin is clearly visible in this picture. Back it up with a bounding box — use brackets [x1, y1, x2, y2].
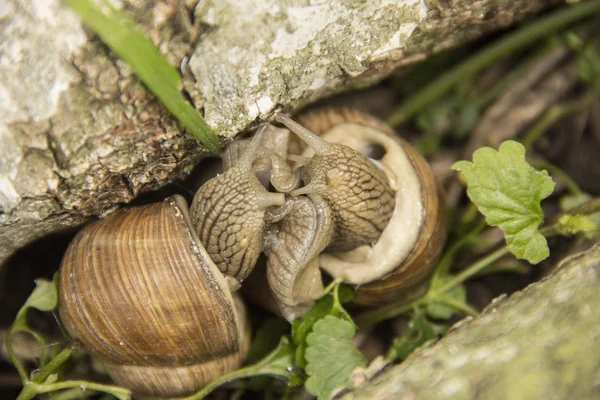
[276, 115, 396, 251]
[296, 108, 447, 306]
[190, 127, 284, 282]
[264, 194, 333, 320]
[58, 196, 250, 397]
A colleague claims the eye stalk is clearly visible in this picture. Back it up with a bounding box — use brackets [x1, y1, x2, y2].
[263, 109, 446, 317]
[276, 113, 396, 251]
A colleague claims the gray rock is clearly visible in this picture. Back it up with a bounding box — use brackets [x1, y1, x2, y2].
[343, 243, 600, 400]
[0, 0, 558, 266]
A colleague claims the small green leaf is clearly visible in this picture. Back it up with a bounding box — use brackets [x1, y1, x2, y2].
[245, 317, 290, 365]
[426, 281, 467, 320]
[305, 316, 367, 400]
[292, 295, 334, 368]
[387, 312, 447, 362]
[21, 279, 58, 313]
[292, 282, 354, 367]
[452, 140, 555, 264]
[13, 279, 57, 334]
[557, 214, 597, 236]
[44, 373, 58, 384]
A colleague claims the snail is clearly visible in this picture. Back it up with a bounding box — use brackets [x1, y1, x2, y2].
[260, 108, 446, 318]
[58, 130, 274, 398]
[57, 108, 446, 396]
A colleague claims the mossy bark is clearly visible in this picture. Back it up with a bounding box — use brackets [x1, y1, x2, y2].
[0, 0, 559, 265]
[343, 243, 600, 400]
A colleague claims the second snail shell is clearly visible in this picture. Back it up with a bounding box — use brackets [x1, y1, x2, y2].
[296, 108, 446, 305]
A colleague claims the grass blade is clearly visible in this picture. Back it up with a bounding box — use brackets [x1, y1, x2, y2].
[64, 0, 222, 154]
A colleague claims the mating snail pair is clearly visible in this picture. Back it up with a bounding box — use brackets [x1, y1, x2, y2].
[58, 108, 446, 397]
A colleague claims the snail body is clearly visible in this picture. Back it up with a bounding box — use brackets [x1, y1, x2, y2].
[265, 108, 446, 313]
[190, 126, 285, 282]
[298, 109, 446, 305]
[58, 108, 447, 395]
[58, 133, 273, 398]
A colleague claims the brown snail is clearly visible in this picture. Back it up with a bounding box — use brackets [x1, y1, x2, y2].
[260, 108, 446, 318]
[57, 108, 446, 396]
[58, 130, 274, 398]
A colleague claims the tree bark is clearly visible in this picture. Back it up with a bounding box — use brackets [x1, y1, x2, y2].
[0, 0, 560, 265]
[342, 243, 600, 400]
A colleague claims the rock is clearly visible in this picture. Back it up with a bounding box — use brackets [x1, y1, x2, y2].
[0, 0, 559, 266]
[342, 243, 600, 400]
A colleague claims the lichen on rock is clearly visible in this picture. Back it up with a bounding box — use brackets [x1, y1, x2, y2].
[186, 0, 428, 137]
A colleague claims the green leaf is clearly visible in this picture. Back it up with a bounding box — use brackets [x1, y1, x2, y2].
[556, 214, 597, 236]
[452, 140, 555, 264]
[305, 316, 367, 400]
[476, 260, 530, 276]
[245, 317, 290, 365]
[12, 279, 57, 335]
[387, 312, 447, 362]
[292, 282, 354, 367]
[426, 280, 467, 320]
[43, 373, 58, 384]
[63, 0, 222, 154]
[292, 295, 334, 368]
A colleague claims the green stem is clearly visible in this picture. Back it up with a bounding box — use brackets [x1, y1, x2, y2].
[16, 385, 38, 400]
[332, 282, 353, 322]
[355, 297, 424, 329]
[436, 247, 510, 295]
[183, 365, 275, 400]
[63, 0, 222, 154]
[323, 276, 345, 296]
[387, 0, 600, 126]
[5, 328, 28, 383]
[432, 295, 479, 316]
[433, 219, 487, 283]
[520, 90, 600, 149]
[181, 339, 295, 400]
[20, 380, 131, 400]
[33, 348, 72, 383]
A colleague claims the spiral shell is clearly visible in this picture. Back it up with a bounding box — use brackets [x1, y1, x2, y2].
[58, 195, 250, 397]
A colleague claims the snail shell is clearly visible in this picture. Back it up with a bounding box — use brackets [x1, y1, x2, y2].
[261, 108, 446, 317]
[297, 108, 447, 306]
[58, 195, 251, 398]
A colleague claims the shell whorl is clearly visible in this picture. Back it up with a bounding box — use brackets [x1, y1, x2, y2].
[58, 196, 250, 397]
